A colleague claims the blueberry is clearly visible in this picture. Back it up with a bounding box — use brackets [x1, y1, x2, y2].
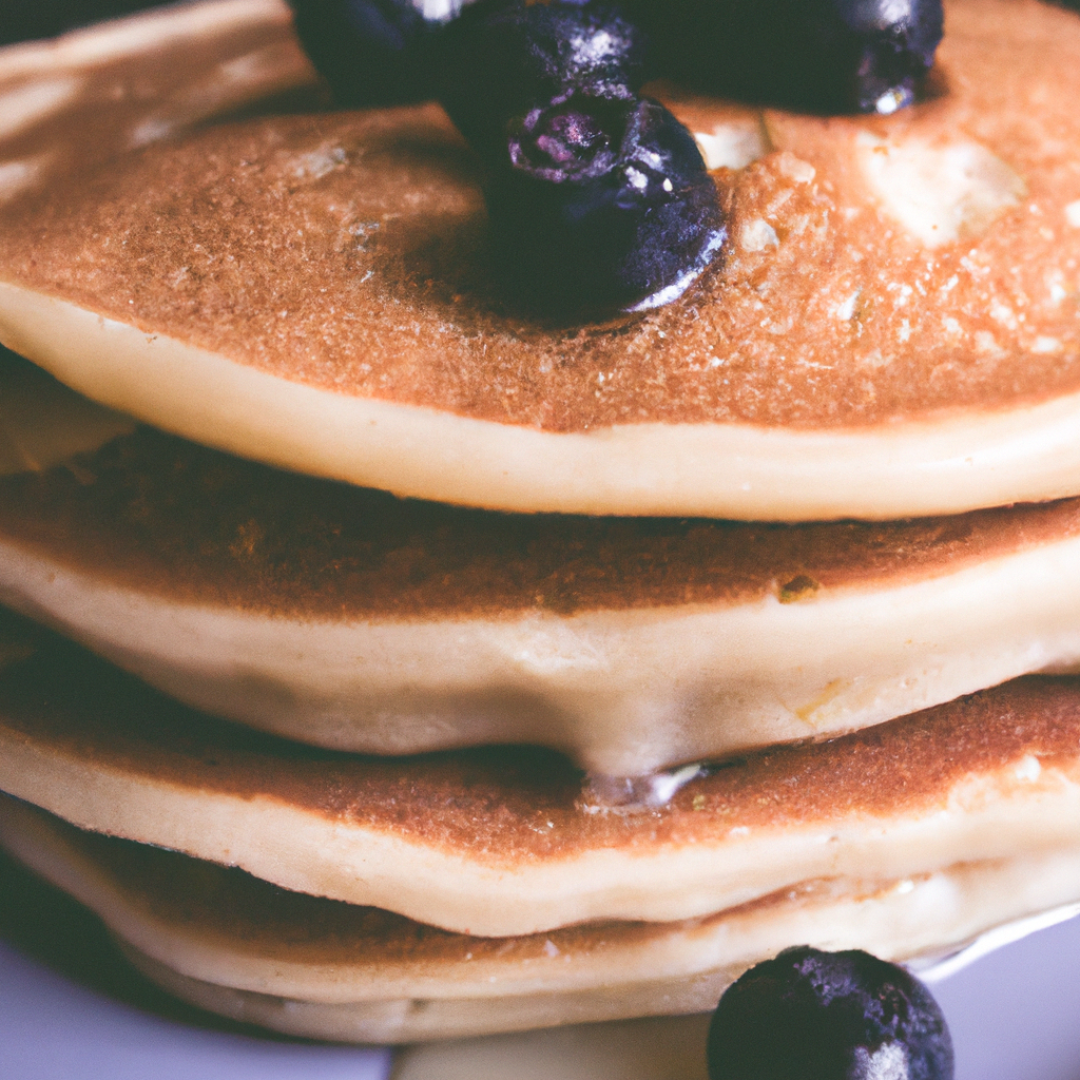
[432, 2, 722, 314]
[707, 947, 954, 1080]
[625, 0, 944, 115]
[287, 0, 467, 106]
[486, 95, 725, 313]
[436, 0, 648, 156]
[830, 0, 945, 113]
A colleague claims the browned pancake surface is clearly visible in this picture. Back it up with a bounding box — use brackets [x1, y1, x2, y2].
[2, 632, 1079, 864]
[6, 804, 895, 968]
[4, 402, 1080, 616]
[0, 2, 319, 206]
[2, 0, 1080, 432]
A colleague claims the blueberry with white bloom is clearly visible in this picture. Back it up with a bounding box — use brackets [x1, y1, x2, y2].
[707, 947, 954, 1080]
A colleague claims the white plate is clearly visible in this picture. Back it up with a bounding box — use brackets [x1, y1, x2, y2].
[3, 885, 1080, 1080]
[0, 941, 391, 1080]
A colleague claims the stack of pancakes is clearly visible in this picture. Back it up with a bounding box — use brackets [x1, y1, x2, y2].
[3, 0, 1080, 1056]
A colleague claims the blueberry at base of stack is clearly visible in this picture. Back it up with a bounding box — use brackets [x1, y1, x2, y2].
[708, 947, 953, 1080]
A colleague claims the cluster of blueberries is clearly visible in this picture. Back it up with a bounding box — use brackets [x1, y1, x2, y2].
[289, 0, 944, 315]
[6, 0, 944, 316]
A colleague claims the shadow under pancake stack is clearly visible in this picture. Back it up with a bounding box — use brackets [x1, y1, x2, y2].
[2, 0, 1080, 1074]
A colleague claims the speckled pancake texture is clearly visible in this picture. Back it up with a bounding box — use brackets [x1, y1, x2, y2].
[10, 377, 1080, 772]
[5, 1, 1080, 434]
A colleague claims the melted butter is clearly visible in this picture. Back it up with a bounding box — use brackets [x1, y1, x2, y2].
[694, 118, 769, 171]
[857, 132, 1026, 247]
[582, 763, 707, 812]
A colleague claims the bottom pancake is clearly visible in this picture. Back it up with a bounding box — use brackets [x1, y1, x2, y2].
[3, 797, 1079, 1043]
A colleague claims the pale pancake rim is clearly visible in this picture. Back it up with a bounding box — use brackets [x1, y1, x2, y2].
[6, 283, 1080, 520]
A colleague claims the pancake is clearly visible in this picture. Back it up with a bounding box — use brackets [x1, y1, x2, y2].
[2, 617, 1080, 937]
[3, 0, 1080, 1056]
[4, 796, 1080, 1042]
[0, 0, 316, 206]
[2, 0, 1080, 520]
[10, 353, 1080, 774]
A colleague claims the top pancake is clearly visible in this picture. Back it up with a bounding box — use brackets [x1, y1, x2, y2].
[2, 0, 1080, 518]
[0, 0, 316, 199]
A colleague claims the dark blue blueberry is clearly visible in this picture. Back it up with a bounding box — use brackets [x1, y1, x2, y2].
[433, 2, 722, 314]
[486, 95, 724, 313]
[707, 947, 954, 1080]
[287, 0, 462, 106]
[435, 0, 647, 156]
[0, 0, 164, 46]
[625, 0, 944, 115]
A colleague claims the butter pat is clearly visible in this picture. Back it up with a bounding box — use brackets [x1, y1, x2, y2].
[857, 132, 1025, 247]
